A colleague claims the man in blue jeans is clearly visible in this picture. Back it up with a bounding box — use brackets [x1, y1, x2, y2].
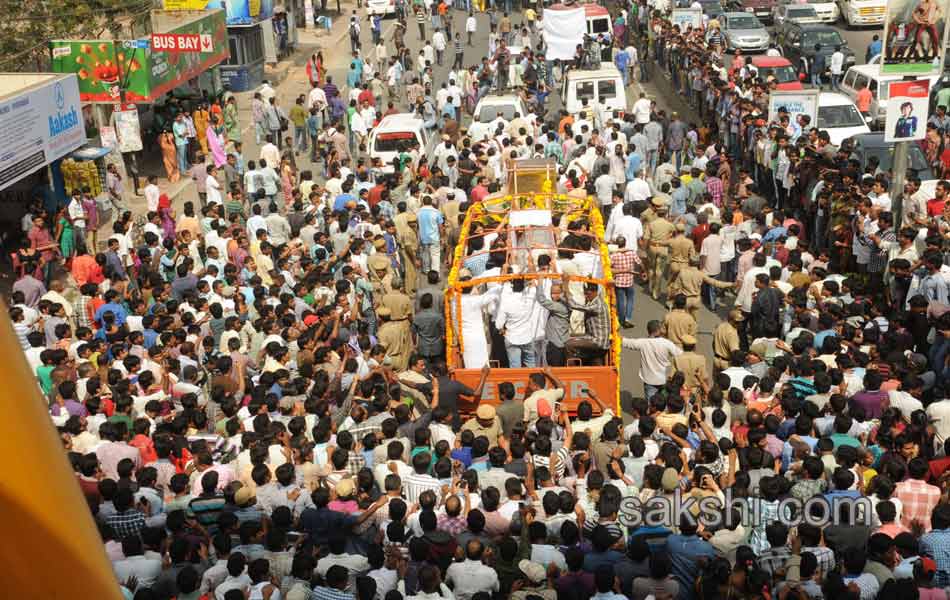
[416, 195, 444, 275]
[609, 240, 638, 328]
[811, 45, 826, 88]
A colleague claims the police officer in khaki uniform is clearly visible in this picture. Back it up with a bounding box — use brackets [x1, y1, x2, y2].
[397, 213, 420, 295]
[662, 293, 698, 348]
[376, 306, 413, 371]
[668, 223, 697, 280]
[713, 310, 743, 372]
[673, 334, 709, 393]
[368, 239, 396, 296]
[668, 255, 735, 321]
[442, 191, 461, 238]
[380, 276, 413, 322]
[641, 199, 675, 301]
[639, 197, 659, 225]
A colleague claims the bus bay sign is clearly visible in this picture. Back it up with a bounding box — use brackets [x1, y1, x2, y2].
[151, 33, 213, 52]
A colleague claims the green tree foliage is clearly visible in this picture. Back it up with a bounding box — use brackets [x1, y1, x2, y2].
[0, 0, 153, 72]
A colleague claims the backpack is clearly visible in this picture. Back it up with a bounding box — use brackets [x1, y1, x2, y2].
[349, 22, 359, 40]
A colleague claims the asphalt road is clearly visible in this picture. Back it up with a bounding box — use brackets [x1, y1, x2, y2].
[827, 19, 879, 63]
[332, 8, 728, 412]
[274, 7, 888, 413]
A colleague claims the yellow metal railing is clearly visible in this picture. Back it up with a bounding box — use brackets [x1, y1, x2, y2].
[444, 192, 623, 409]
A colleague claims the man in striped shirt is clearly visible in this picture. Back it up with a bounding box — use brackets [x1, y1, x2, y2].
[453, 32, 465, 70]
[705, 168, 724, 207]
[415, 7, 426, 41]
[402, 451, 442, 503]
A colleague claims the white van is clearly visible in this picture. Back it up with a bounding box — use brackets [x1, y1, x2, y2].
[836, 0, 885, 27]
[368, 114, 436, 174]
[838, 64, 940, 129]
[561, 64, 627, 119]
[816, 92, 871, 146]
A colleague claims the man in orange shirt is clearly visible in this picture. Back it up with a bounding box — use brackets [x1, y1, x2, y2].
[70, 247, 103, 286]
[557, 110, 574, 137]
[856, 82, 873, 115]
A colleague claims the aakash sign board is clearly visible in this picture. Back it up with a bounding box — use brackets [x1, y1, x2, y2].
[0, 75, 85, 190]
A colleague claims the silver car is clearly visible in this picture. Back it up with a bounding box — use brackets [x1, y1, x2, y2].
[722, 12, 770, 53]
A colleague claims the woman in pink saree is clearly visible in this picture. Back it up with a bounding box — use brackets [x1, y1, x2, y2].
[206, 115, 227, 168]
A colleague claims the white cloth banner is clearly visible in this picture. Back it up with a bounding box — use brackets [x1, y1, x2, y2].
[542, 7, 586, 61]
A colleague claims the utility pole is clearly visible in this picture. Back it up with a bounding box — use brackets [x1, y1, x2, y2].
[891, 142, 908, 230]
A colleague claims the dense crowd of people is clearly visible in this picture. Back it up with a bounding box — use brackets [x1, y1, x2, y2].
[13, 0, 950, 600]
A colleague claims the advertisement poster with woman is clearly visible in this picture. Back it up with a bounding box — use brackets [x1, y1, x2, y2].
[882, 0, 950, 74]
[884, 80, 931, 141]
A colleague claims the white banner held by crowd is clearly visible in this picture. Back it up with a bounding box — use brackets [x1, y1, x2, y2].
[542, 7, 586, 61]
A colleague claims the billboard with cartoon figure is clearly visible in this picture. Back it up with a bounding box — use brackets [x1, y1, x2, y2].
[50, 10, 229, 103]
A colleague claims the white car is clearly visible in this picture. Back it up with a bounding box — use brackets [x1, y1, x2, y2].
[472, 94, 531, 125]
[802, 0, 838, 23]
[365, 0, 396, 16]
[367, 113, 437, 173]
[816, 92, 870, 146]
[772, 3, 821, 27]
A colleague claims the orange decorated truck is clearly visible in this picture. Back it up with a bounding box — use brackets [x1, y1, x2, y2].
[444, 159, 621, 415]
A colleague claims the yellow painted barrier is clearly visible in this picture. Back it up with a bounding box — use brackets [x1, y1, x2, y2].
[0, 301, 124, 599]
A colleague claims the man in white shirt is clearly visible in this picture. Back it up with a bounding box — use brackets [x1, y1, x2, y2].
[67, 192, 87, 246]
[259, 136, 280, 169]
[495, 279, 539, 368]
[316, 535, 370, 589]
[700, 223, 724, 309]
[373, 441, 413, 488]
[246, 204, 267, 239]
[889, 379, 924, 417]
[721, 351, 754, 391]
[928, 399, 950, 446]
[259, 80, 276, 103]
[112, 537, 162, 589]
[466, 13, 477, 45]
[830, 46, 844, 90]
[206, 165, 223, 206]
[624, 170, 651, 203]
[264, 205, 292, 246]
[735, 253, 770, 316]
[621, 320, 682, 400]
[308, 84, 327, 112]
[144, 175, 161, 212]
[445, 541, 501, 600]
[447, 80, 463, 112]
[468, 115, 492, 142]
[594, 165, 616, 210]
[870, 178, 891, 212]
[632, 92, 652, 124]
[432, 30, 447, 65]
[606, 202, 644, 249]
